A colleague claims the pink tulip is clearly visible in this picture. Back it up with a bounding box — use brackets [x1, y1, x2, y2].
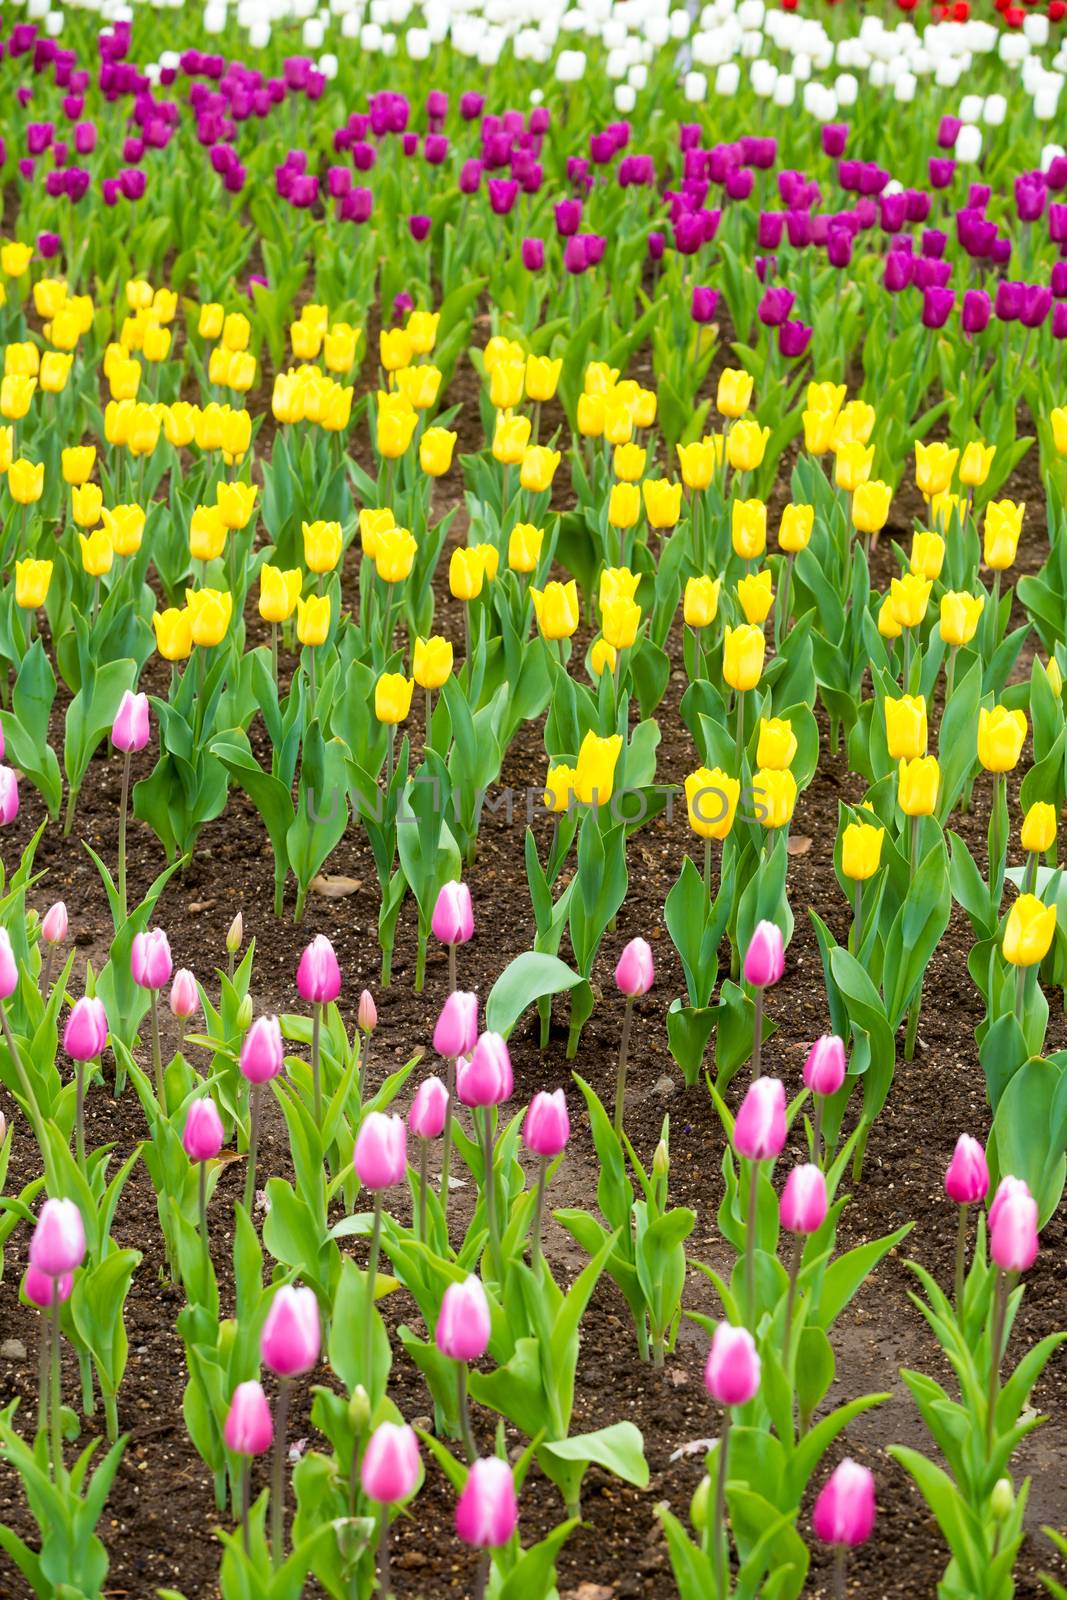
[0, 929, 16, 999]
[29, 1198, 86, 1277]
[704, 1322, 761, 1406]
[169, 968, 200, 1019]
[183, 1097, 225, 1162]
[361, 1421, 421, 1504]
[358, 988, 377, 1032]
[780, 1163, 828, 1234]
[436, 1275, 491, 1362]
[41, 902, 68, 945]
[812, 1458, 876, 1548]
[990, 1185, 1039, 1272]
[614, 937, 654, 997]
[743, 920, 785, 988]
[522, 1089, 570, 1157]
[354, 1111, 407, 1189]
[112, 689, 150, 753]
[944, 1134, 989, 1206]
[733, 1077, 787, 1161]
[224, 1380, 274, 1456]
[457, 1032, 513, 1108]
[261, 1284, 321, 1377]
[23, 1264, 73, 1308]
[409, 1075, 449, 1140]
[433, 990, 479, 1058]
[63, 996, 108, 1062]
[803, 1035, 846, 1096]
[431, 880, 474, 946]
[240, 1015, 284, 1083]
[455, 1457, 518, 1549]
[296, 934, 341, 1004]
[0, 766, 19, 826]
[0, 723, 4, 761]
[131, 927, 173, 990]
[989, 1175, 1031, 1233]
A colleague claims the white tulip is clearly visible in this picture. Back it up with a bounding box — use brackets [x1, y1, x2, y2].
[556, 48, 586, 81]
[894, 72, 916, 104]
[1024, 12, 1049, 46]
[716, 61, 741, 95]
[406, 25, 430, 55]
[302, 15, 323, 43]
[629, 62, 648, 88]
[772, 72, 795, 107]
[684, 69, 707, 101]
[959, 93, 983, 123]
[1041, 144, 1066, 174]
[834, 71, 858, 106]
[749, 57, 776, 97]
[614, 82, 637, 111]
[983, 92, 1007, 126]
[956, 124, 982, 163]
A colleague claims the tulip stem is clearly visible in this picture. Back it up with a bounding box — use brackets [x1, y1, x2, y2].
[359, 1033, 371, 1106]
[751, 988, 764, 1081]
[271, 622, 279, 688]
[711, 1409, 731, 1599]
[456, 1362, 477, 1464]
[424, 686, 432, 752]
[364, 1190, 384, 1370]
[813, 1096, 824, 1170]
[417, 1138, 429, 1242]
[480, 1109, 504, 1285]
[735, 690, 745, 768]
[198, 1159, 210, 1296]
[851, 880, 863, 955]
[150, 991, 165, 1111]
[75, 1060, 87, 1173]
[1013, 964, 1027, 1028]
[50, 1287, 63, 1482]
[37, 1315, 49, 1439]
[986, 1269, 1009, 1452]
[614, 996, 634, 1135]
[904, 817, 922, 1062]
[532, 1153, 548, 1272]
[440, 1056, 456, 1225]
[39, 945, 55, 999]
[243, 1081, 262, 1216]
[833, 1544, 847, 1600]
[473, 1551, 491, 1600]
[1, 1003, 47, 1157]
[783, 1231, 803, 1359]
[448, 942, 457, 995]
[269, 1377, 291, 1570]
[376, 1509, 394, 1600]
[311, 1001, 322, 1126]
[954, 1203, 969, 1310]
[744, 1158, 761, 1330]
[240, 1461, 251, 1556]
[945, 645, 957, 701]
[117, 748, 131, 924]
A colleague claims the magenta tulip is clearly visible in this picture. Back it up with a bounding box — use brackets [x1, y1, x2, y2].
[361, 1421, 421, 1504]
[733, 1077, 787, 1161]
[704, 1322, 761, 1406]
[23, 1263, 73, 1308]
[455, 1457, 518, 1549]
[261, 1284, 320, 1377]
[409, 1075, 449, 1139]
[433, 990, 479, 1059]
[63, 996, 108, 1062]
[240, 1015, 284, 1083]
[945, 1134, 989, 1206]
[431, 880, 474, 946]
[812, 1458, 876, 1548]
[989, 1175, 1031, 1232]
[296, 934, 341, 1003]
[743, 920, 785, 988]
[183, 1097, 225, 1162]
[224, 1380, 274, 1455]
[457, 1032, 512, 1108]
[29, 1198, 86, 1277]
[436, 1275, 491, 1362]
[131, 927, 173, 990]
[112, 689, 150, 753]
[354, 1111, 407, 1190]
[614, 936, 654, 997]
[522, 1089, 569, 1157]
[780, 1164, 827, 1234]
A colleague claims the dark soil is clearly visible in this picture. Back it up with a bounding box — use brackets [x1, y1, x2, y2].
[1, 335, 1065, 1600]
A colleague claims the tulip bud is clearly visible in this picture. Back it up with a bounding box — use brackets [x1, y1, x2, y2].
[522, 1089, 570, 1157]
[224, 1380, 274, 1456]
[131, 927, 173, 990]
[704, 1322, 761, 1406]
[63, 996, 108, 1062]
[991, 1478, 1014, 1522]
[653, 1140, 670, 1180]
[614, 937, 654, 998]
[354, 1111, 408, 1189]
[733, 1077, 787, 1161]
[23, 1263, 73, 1308]
[457, 1032, 513, 1107]
[433, 990, 479, 1059]
[296, 934, 341, 1004]
[743, 921, 785, 988]
[436, 1274, 491, 1361]
[169, 968, 200, 1019]
[111, 689, 150, 754]
[990, 1185, 1039, 1272]
[409, 1075, 449, 1140]
[41, 901, 68, 945]
[812, 1459, 876, 1548]
[260, 1283, 321, 1377]
[29, 1197, 86, 1277]
[431, 880, 474, 946]
[455, 1457, 519, 1549]
[944, 1134, 989, 1205]
[226, 911, 244, 954]
[348, 1384, 372, 1433]
[0, 929, 17, 1000]
[361, 1421, 421, 1504]
[240, 1014, 284, 1083]
[690, 1475, 711, 1531]
[780, 1163, 828, 1233]
[183, 1096, 225, 1162]
[803, 1035, 846, 1096]
[358, 989, 377, 1032]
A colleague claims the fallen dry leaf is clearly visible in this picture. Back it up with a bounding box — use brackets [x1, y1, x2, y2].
[311, 873, 362, 898]
[786, 835, 812, 856]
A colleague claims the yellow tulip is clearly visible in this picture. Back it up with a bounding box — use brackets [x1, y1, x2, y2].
[419, 427, 457, 477]
[633, 388, 657, 428]
[683, 576, 721, 628]
[852, 480, 892, 535]
[296, 593, 331, 647]
[959, 441, 995, 487]
[302, 519, 343, 574]
[477, 542, 500, 582]
[983, 501, 1024, 571]
[878, 594, 902, 640]
[520, 446, 561, 493]
[1052, 408, 1067, 457]
[611, 442, 645, 484]
[832, 401, 876, 448]
[102, 505, 146, 557]
[413, 635, 454, 690]
[1048, 657, 1064, 697]
[4, 343, 38, 378]
[1021, 803, 1057, 855]
[38, 353, 71, 394]
[574, 731, 623, 805]
[884, 694, 927, 760]
[375, 526, 417, 583]
[939, 591, 985, 647]
[834, 442, 874, 493]
[897, 755, 940, 817]
[731, 498, 767, 561]
[164, 402, 197, 450]
[126, 404, 161, 458]
[525, 355, 561, 401]
[1, 374, 36, 420]
[977, 706, 1027, 773]
[377, 403, 418, 459]
[259, 565, 302, 624]
[603, 397, 632, 443]
[602, 596, 641, 650]
[737, 569, 774, 625]
[222, 313, 250, 352]
[194, 403, 225, 452]
[142, 323, 171, 363]
[909, 531, 945, 582]
[590, 639, 618, 677]
[216, 481, 257, 531]
[717, 368, 753, 419]
[291, 319, 323, 360]
[756, 717, 797, 770]
[1, 242, 33, 277]
[198, 302, 224, 339]
[544, 764, 577, 813]
[8, 458, 44, 504]
[359, 508, 395, 558]
[78, 529, 113, 577]
[450, 547, 485, 602]
[753, 768, 797, 829]
[577, 393, 605, 438]
[1002, 893, 1056, 967]
[685, 766, 741, 840]
[32, 278, 66, 319]
[394, 365, 441, 410]
[508, 523, 544, 574]
[599, 567, 640, 608]
[722, 623, 765, 692]
[152, 607, 193, 661]
[190, 505, 228, 563]
[584, 362, 619, 397]
[725, 420, 770, 473]
[15, 558, 52, 609]
[407, 311, 439, 354]
[915, 440, 959, 497]
[929, 492, 962, 534]
[185, 587, 233, 647]
[807, 381, 846, 420]
[324, 323, 360, 373]
[0, 426, 10, 474]
[779, 504, 814, 552]
[126, 278, 153, 310]
[104, 402, 134, 447]
[889, 573, 931, 629]
[842, 820, 885, 880]
[374, 672, 414, 724]
[61, 445, 96, 486]
[531, 579, 579, 640]
[492, 412, 531, 465]
[221, 408, 252, 465]
[676, 440, 716, 491]
[488, 358, 524, 410]
[802, 409, 835, 455]
[380, 329, 413, 372]
[608, 482, 640, 530]
[108, 358, 141, 402]
[71, 484, 103, 529]
[642, 479, 682, 529]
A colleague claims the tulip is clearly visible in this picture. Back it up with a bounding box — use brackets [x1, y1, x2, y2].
[459, 1032, 512, 1282]
[642, 478, 682, 529]
[884, 695, 927, 762]
[240, 1014, 284, 1212]
[63, 994, 108, 1170]
[409, 1072, 448, 1237]
[731, 498, 767, 561]
[754, 769, 797, 831]
[455, 1457, 518, 1550]
[152, 607, 193, 662]
[259, 565, 302, 628]
[39, 902, 67, 996]
[986, 1176, 1039, 1451]
[574, 731, 623, 807]
[15, 558, 52, 611]
[727, 421, 770, 474]
[978, 706, 1027, 774]
[432, 882, 474, 976]
[186, 587, 233, 648]
[939, 592, 985, 659]
[295, 934, 341, 1121]
[735, 1076, 786, 1163]
[24, 1264, 73, 1309]
[375, 672, 414, 731]
[915, 441, 959, 498]
[984, 501, 1024, 571]
[362, 1420, 420, 1504]
[169, 968, 199, 1020]
[1021, 802, 1057, 868]
[677, 439, 716, 490]
[355, 1111, 407, 1192]
[722, 623, 764, 695]
[717, 368, 753, 418]
[898, 756, 939, 819]
[812, 1458, 876, 1584]
[685, 768, 740, 854]
[224, 1380, 273, 1456]
[507, 523, 544, 574]
[946, 1132, 989, 1304]
[683, 576, 721, 629]
[756, 717, 796, 771]
[413, 636, 453, 709]
[704, 1321, 760, 1592]
[1003, 892, 1056, 984]
[0, 767, 18, 828]
[30, 1195, 86, 1472]
[737, 570, 774, 626]
[434, 991, 479, 1060]
[261, 1282, 320, 1567]
[960, 441, 995, 487]
[781, 1163, 827, 1235]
